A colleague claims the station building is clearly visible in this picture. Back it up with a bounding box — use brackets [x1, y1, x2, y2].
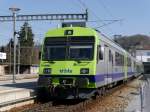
[136, 46, 150, 74]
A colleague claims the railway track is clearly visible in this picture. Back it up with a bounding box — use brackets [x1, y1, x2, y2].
[8, 77, 142, 112]
[21, 81, 130, 112]
[0, 96, 36, 112]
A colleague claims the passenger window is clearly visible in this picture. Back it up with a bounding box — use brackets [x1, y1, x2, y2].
[127, 57, 131, 66]
[109, 50, 114, 63]
[115, 52, 124, 66]
[99, 45, 103, 60]
[109, 50, 111, 62]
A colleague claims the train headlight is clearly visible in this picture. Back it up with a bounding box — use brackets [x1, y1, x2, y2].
[80, 68, 89, 74]
[43, 68, 51, 74]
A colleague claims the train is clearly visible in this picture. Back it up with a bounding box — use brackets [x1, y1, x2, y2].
[37, 26, 143, 99]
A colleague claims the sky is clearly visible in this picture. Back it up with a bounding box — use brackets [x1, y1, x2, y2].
[0, 0, 150, 46]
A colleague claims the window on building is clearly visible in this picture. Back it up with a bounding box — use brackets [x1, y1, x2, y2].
[147, 58, 150, 62]
[147, 52, 150, 56]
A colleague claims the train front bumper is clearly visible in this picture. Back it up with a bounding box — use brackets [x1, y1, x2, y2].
[37, 75, 96, 99]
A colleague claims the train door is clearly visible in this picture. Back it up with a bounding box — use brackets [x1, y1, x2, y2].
[96, 43, 105, 86]
[124, 53, 128, 80]
[131, 59, 134, 74]
[108, 48, 113, 82]
[104, 45, 113, 84]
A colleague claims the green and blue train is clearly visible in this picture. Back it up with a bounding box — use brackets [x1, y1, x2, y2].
[38, 27, 143, 99]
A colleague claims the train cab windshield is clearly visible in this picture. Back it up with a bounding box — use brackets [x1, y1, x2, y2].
[42, 36, 94, 61]
[43, 46, 66, 60]
[69, 45, 93, 60]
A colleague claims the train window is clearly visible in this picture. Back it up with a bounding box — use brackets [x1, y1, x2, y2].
[127, 57, 131, 66]
[99, 45, 104, 60]
[115, 52, 124, 66]
[43, 46, 66, 61]
[122, 55, 124, 65]
[109, 50, 112, 62]
[115, 52, 120, 66]
[70, 45, 93, 60]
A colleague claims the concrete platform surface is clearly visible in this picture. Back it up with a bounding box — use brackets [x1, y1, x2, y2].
[0, 74, 38, 81]
[0, 78, 37, 110]
[125, 76, 150, 112]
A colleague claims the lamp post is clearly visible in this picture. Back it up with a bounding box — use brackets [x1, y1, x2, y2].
[9, 7, 20, 83]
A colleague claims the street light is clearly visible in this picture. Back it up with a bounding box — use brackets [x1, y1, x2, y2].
[9, 7, 20, 83]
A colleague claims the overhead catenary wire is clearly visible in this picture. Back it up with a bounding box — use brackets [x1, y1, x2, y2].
[95, 0, 124, 27]
[94, 19, 124, 28]
[88, 19, 123, 23]
[76, 0, 123, 36]
[77, 0, 117, 35]
[96, 0, 114, 18]
[77, 0, 106, 25]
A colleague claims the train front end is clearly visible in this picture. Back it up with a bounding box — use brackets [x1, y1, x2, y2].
[38, 27, 98, 99]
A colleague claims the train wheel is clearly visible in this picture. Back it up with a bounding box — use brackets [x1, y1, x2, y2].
[36, 87, 52, 102]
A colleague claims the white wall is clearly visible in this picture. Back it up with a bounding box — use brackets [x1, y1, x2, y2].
[136, 50, 150, 62]
[0, 65, 5, 75]
[30, 66, 39, 74]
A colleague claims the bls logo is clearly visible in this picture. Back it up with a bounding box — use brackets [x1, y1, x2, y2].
[60, 69, 72, 73]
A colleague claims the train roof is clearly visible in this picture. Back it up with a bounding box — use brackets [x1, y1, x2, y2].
[45, 26, 141, 62]
[95, 30, 129, 55]
[95, 30, 142, 63]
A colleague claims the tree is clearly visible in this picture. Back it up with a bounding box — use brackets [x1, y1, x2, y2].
[18, 22, 34, 65]
[114, 34, 150, 51]
[19, 22, 34, 47]
[0, 46, 5, 52]
[7, 38, 14, 48]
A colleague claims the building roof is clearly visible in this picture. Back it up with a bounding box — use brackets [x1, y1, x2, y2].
[136, 45, 150, 50]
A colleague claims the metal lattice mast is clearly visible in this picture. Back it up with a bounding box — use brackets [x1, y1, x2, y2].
[0, 11, 88, 22]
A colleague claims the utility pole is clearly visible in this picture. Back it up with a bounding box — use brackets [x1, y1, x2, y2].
[9, 7, 20, 83]
[140, 84, 144, 112]
[9, 39, 11, 74]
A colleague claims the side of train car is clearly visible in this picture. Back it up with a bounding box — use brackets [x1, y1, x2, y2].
[38, 27, 143, 99]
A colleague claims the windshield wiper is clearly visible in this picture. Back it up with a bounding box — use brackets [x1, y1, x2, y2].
[47, 60, 55, 64]
[75, 60, 82, 63]
[72, 58, 90, 63]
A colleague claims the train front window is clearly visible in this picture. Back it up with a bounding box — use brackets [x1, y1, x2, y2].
[42, 36, 94, 61]
[69, 45, 93, 60]
[43, 46, 66, 60]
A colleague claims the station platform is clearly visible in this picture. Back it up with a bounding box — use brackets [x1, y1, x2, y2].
[0, 78, 37, 111]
